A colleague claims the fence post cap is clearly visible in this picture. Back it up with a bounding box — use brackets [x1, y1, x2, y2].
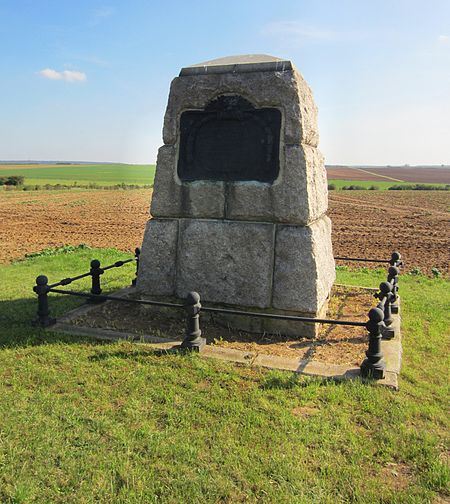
[90, 259, 100, 268]
[368, 307, 384, 322]
[388, 265, 400, 277]
[379, 281, 392, 294]
[36, 275, 48, 285]
[186, 291, 201, 305]
[391, 251, 401, 261]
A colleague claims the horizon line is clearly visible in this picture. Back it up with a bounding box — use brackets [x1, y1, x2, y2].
[1, 160, 450, 168]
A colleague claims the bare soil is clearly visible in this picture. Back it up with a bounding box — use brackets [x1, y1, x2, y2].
[327, 166, 450, 183]
[328, 191, 449, 275]
[70, 285, 374, 366]
[1, 188, 448, 275]
[0, 189, 150, 263]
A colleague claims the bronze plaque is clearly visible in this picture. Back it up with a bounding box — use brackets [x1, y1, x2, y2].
[177, 95, 281, 183]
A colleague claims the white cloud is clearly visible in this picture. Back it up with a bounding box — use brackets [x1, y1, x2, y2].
[438, 34, 449, 43]
[38, 68, 61, 80]
[38, 68, 87, 82]
[61, 70, 86, 82]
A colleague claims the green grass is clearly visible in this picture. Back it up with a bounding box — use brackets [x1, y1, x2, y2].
[0, 164, 156, 186]
[328, 179, 449, 190]
[0, 249, 449, 503]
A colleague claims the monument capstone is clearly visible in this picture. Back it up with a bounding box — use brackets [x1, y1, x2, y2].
[137, 54, 335, 337]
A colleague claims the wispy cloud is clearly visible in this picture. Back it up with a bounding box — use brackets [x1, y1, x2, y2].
[87, 5, 116, 26]
[262, 21, 338, 43]
[89, 6, 115, 26]
[38, 68, 87, 82]
[438, 34, 449, 44]
[93, 6, 115, 18]
[74, 55, 109, 67]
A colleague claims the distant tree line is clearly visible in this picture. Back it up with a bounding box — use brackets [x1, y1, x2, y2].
[0, 175, 24, 186]
[327, 184, 379, 190]
[2, 179, 154, 191]
[387, 184, 450, 191]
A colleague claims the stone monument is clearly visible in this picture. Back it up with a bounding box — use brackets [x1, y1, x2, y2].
[137, 54, 335, 337]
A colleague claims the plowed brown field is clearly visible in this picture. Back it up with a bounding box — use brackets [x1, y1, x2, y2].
[1, 188, 448, 274]
[327, 166, 450, 183]
[328, 191, 449, 274]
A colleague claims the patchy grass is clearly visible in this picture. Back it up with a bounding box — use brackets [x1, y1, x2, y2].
[0, 250, 449, 503]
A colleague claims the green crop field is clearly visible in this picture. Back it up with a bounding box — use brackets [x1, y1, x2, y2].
[0, 247, 449, 502]
[0, 164, 156, 186]
[1, 164, 449, 191]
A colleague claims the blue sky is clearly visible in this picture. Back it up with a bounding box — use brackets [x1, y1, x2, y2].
[0, 0, 449, 164]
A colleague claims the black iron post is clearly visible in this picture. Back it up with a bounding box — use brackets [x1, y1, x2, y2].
[360, 307, 386, 379]
[89, 259, 103, 302]
[132, 247, 141, 287]
[181, 291, 206, 351]
[390, 251, 402, 267]
[32, 275, 56, 327]
[376, 281, 394, 337]
[388, 265, 400, 314]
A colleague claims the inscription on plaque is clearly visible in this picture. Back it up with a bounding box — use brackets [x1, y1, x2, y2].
[177, 95, 281, 183]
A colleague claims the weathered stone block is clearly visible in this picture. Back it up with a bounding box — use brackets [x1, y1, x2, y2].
[226, 144, 328, 225]
[163, 65, 318, 147]
[150, 146, 225, 219]
[273, 216, 335, 312]
[150, 146, 180, 217]
[152, 56, 326, 225]
[176, 219, 274, 308]
[136, 218, 178, 296]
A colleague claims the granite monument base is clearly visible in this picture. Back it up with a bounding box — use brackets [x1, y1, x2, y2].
[136, 214, 335, 338]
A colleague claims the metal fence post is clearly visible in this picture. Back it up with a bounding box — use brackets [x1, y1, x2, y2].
[181, 291, 206, 351]
[388, 265, 400, 314]
[390, 251, 402, 267]
[90, 259, 103, 302]
[376, 281, 395, 338]
[132, 247, 141, 286]
[360, 307, 386, 379]
[32, 275, 56, 327]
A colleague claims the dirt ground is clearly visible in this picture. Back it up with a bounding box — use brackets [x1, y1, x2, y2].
[328, 191, 449, 275]
[0, 189, 150, 263]
[70, 285, 374, 366]
[327, 166, 450, 183]
[1, 188, 448, 274]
